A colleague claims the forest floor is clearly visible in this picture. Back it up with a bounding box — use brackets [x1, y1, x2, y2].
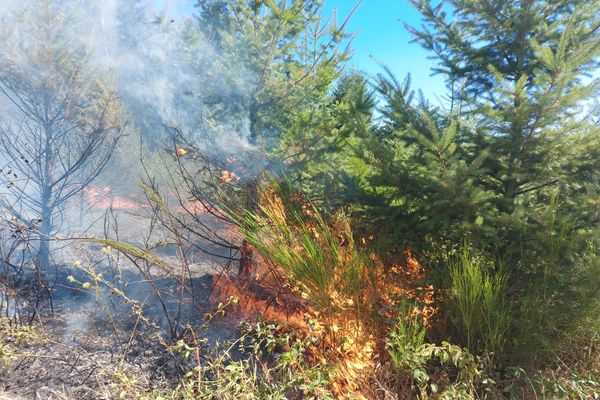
[0, 260, 243, 399]
[0, 261, 242, 399]
[0, 206, 243, 399]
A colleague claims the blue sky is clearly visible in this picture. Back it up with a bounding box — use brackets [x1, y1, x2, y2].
[322, 0, 446, 101]
[155, 0, 446, 100]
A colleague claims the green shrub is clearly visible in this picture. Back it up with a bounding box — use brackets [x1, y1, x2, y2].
[387, 319, 484, 399]
[0, 318, 36, 369]
[512, 199, 600, 363]
[387, 309, 427, 372]
[447, 248, 511, 359]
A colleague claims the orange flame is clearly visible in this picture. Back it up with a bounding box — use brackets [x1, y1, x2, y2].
[79, 186, 143, 210]
[218, 170, 240, 183]
[208, 272, 311, 330]
[175, 147, 188, 157]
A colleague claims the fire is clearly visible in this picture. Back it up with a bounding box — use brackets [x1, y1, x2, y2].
[181, 199, 211, 214]
[175, 147, 188, 157]
[79, 186, 142, 210]
[80, 186, 230, 216]
[207, 272, 311, 330]
[207, 248, 439, 398]
[207, 269, 376, 398]
[207, 182, 440, 398]
[218, 170, 239, 183]
[377, 249, 440, 326]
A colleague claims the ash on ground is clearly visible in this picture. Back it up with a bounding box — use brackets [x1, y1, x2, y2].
[0, 207, 244, 399]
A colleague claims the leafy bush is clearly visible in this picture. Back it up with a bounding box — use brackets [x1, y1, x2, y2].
[387, 318, 484, 399]
[447, 248, 511, 359]
[387, 310, 427, 372]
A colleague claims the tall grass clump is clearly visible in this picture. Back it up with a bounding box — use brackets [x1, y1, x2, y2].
[447, 248, 511, 359]
[228, 179, 383, 335]
[512, 196, 600, 363]
[226, 179, 405, 396]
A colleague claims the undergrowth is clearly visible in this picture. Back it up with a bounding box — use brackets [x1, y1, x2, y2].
[104, 319, 337, 400]
[0, 318, 36, 369]
[3, 180, 596, 399]
[446, 248, 511, 361]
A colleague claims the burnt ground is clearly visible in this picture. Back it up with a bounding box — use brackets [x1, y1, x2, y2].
[0, 274, 242, 399]
[0, 206, 245, 399]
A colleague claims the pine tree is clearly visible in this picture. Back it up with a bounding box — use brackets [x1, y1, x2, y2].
[295, 71, 376, 202]
[355, 1, 600, 253]
[185, 0, 355, 275]
[352, 73, 493, 248]
[193, 0, 353, 152]
[408, 0, 600, 218]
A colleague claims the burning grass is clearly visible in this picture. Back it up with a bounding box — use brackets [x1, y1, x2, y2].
[223, 179, 442, 398]
[0, 176, 448, 399]
[207, 273, 310, 330]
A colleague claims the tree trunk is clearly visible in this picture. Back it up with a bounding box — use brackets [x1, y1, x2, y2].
[500, 177, 518, 215]
[238, 238, 252, 277]
[36, 188, 52, 272]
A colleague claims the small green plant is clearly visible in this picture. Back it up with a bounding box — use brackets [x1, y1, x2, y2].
[169, 319, 335, 400]
[447, 247, 511, 359]
[387, 309, 427, 371]
[387, 317, 484, 399]
[0, 318, 36, 369]
[503, 367, 600, 400]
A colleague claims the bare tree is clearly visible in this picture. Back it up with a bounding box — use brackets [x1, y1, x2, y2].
[0, 1, 124, 271]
